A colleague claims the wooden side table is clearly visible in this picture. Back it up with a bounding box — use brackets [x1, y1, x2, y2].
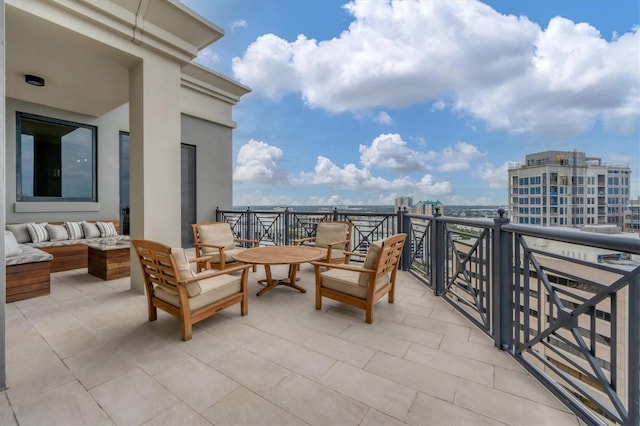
[86, 241, 131, 280]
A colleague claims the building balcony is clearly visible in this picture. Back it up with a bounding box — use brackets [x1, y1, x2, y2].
[3, 263, 578, 425]
[3, 207, 638, 425]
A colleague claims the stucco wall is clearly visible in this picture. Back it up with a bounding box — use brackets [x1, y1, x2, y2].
[4, 99, 128, 223]
[181, 113, 233, 222]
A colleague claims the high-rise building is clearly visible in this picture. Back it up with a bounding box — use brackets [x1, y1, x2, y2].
[394, 196, 413, 211]
[413, 200, 443, 215]
[508, 150, 631, 228]
[623, 196, 640, 233]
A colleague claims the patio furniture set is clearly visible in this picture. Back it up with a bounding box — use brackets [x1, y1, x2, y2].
[5, 219, 129, 302]
[5, 218, 406, 341]
[133, 221, 407, 340]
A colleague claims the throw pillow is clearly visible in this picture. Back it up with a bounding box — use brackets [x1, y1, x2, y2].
[6, 223, 31, 243]
[96, 221, 118, 238]
[65, 221, 84, 240]
[198, 223, 235, 254]
[81, 222, 101, 239]
[5, 230, 22, 257]
[170, 247, 202, 297]
[46, 224, 69, 241]
[26, 222, 49, 243]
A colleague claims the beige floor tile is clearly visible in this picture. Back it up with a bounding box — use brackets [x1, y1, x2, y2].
[90, 368, 180, 425]
[439, 335, 523, 371]
[120, 337, 195, 377]
[429, 308, 477, 326]
[405, 342, 494, 386]
[209, 347, 291, 395]
[399, 294, 457, 312]
[205, 317, 284, 354]
[388, 300, 435, 318]
[266, 373, 367, 425]
[65, 343, 136, 389]
[319, 361, 416, 421]
[143, 401, 211, 425]
[43, 326, 102, 359]
[302, 331, 376, 368]
[454, 379, 579, 425]
[338, 325, 411, 358]
[493, 366, 572, 411]
[154, 359, 238, 413]
[11, 380, 108, 425]
[402, 313, 472, 340]
[360, 408, 407, 426]
[371, 320, 443, 349]
[365, 352, 458, 402]
[255, 316, 321, 345]
[179, 331, 237, 364]
[5, 326, 51, 363]
[31, 312, 85, 337]
[203, 386, 304, 426]
[0, 393, 18, 426]
[6, 350, 75, 399]
[263, 338, 336, 380]
[406, 392, 504, 425]
[291, 309, 353, 336]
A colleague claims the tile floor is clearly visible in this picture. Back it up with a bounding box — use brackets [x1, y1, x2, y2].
[1, 259, 580, 425]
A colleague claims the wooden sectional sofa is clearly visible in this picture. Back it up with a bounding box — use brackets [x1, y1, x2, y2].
[5, 220, 128, 302]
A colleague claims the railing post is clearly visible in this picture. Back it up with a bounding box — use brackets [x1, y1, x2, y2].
[215, 206, 220, 221]
[492, 208, 512, 350]
[431, 208, 445, 296]
[629, 272, 639, 426]
[245, 207, 252, 242]
[284, 208, 290, 246]
[401, 208, 411, 271]
[332, 206, 339, 221]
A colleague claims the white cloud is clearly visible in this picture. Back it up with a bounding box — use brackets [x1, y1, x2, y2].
[376, 111, 394, 125]
[296, 156, 452, 197]
[234, 139, 289, 184]
[230, 19, 247, 31]
[438, 142, 484, 172]
[233, 190, 294, 206]
[359, 133, 432, 171]
[232, 1, 639, 137]
[474, 161, 517, 188]
[307, 195, 356, 205]
[194, 47, 220, 68]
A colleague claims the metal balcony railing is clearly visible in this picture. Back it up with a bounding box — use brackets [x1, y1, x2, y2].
[216, 207, 639, 426]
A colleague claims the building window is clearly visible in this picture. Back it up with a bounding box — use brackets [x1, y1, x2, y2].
[17, 112, 97, 201]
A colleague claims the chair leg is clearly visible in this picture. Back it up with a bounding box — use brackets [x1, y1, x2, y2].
[148, 304, 157, 321]
[316, 288, 322, 310]
[365, 299, 374, 324]
[181, 320, 193, 341]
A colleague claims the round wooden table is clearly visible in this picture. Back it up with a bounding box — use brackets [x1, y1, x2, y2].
[232, 246, 325, 296]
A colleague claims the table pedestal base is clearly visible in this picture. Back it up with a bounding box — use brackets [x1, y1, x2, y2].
[256, 264, 306, 296]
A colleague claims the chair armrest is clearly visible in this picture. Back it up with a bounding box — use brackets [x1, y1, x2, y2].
[293, 237, 315, 245]
[234, 238, 259, 247]
[311, 261, 376, 274]
[325, 239, 351, 248]
[178, 263, 251, 285]
[189, 256, 211, 270]
[199, 242, 225, 250]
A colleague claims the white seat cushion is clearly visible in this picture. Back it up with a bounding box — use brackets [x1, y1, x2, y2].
[199, 223, 236, 254]
[206, 246, 246, 263]
[154, 274, 241, 312]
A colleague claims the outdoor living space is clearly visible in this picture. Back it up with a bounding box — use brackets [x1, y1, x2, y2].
[1, 256, 579, 425]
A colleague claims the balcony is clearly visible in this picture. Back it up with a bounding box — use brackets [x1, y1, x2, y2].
[4, 261, 578, 425]
[3, 207, 638, 425]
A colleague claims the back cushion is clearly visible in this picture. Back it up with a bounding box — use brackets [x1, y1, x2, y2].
[6, 224, 31, 243]
[170, 247, 202, 297]
[65, 221, 85, 240]
[82, 222, 101, 239]
[199, 223, 235, 253]
[46, 224, 69, 241]
[359, 241, 383, 286]
[96, 221, 118, 238]
[315, 223, 348, 248]
[5, 230, 22, 257]
[26, 222, 49, 243]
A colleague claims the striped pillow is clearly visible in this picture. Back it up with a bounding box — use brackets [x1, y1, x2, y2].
[65, 221, 84, 240]
[26, 222, 49, 243]
[96, 221, 117, 238]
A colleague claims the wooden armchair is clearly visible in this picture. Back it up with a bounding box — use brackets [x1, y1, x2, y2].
[132, 239, 250, 341]
[311, 233, 406, 324]
[294, 221, 352, 264]
[192, 222, 258, 272]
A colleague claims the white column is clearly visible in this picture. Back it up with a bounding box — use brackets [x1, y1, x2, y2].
[0, 0, 7, 391]
[128, 54, 182, 294]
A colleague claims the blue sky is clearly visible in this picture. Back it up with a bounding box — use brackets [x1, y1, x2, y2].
[183, 0, 640, 207]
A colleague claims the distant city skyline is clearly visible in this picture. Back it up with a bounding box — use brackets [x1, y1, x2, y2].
[184, 0, 640, 206]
